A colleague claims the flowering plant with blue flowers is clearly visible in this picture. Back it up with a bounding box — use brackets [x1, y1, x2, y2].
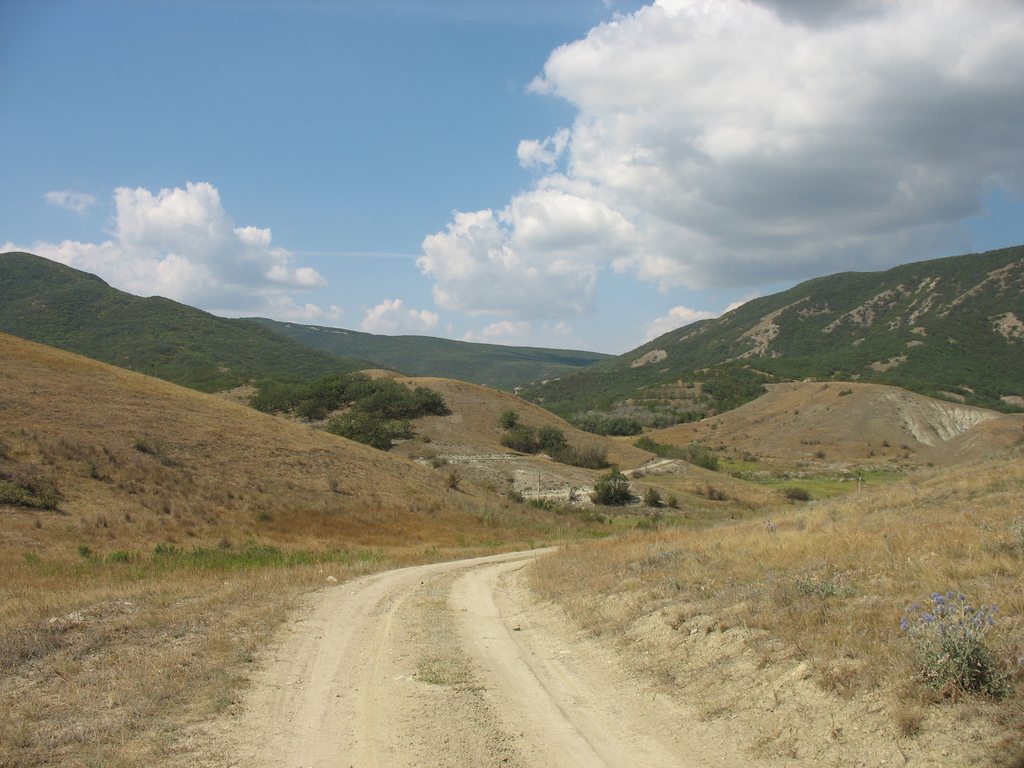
[901, 591, 1005, 698]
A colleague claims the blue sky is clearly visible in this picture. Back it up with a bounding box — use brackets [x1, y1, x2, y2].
[3, 0, 1023, 355]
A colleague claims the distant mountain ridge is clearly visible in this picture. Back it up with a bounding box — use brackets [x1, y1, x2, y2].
[0, 251, 608, 393]
[523, 245, 1024, 415]
[0, 251, 373, 391]
[249, 317, 611, 392]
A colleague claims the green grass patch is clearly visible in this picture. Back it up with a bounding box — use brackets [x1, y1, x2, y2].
[31, 543, 393, 577]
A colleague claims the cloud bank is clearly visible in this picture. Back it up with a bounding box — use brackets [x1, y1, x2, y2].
[361, 299, 440, 335]
[421, 0, 1024, 318]
[9, 182, 341, 322]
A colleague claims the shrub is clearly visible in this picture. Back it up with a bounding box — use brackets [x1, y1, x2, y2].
[570, 413, 643, 437]
[324, 413, 410, 451]
[251, 373, 449, 421]
[498, 409, 521, 430]
[783, 486, 811, 502]
[295, 399, 329, 421]
[700, 485, 728, 501]
[536, 425, 567, 452]
[501, 426, 539, 453]
[591, 470, 632, 506]
[683, 443, 719, 471]
[548, 444, 609, 470]
[901, 591, 1007, 698]
[643, 486, 663, 507]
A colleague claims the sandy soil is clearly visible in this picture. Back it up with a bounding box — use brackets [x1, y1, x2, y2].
[187, 550, 759, 768]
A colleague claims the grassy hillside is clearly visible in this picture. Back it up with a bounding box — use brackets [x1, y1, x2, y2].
[0, 332, 600, 767]
[650, 380, 1024, 466]
[523, 245, 1024, 417]
[531, 449, 1024, 765]
[0, 251, 373, 391]
[251, 317, 610, 392]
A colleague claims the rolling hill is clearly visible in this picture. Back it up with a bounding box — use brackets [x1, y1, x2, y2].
[645, 380, 1024, 466]
[0, 331, 592, 559]
[249, 317, 611, 392]
[0, 251, 374, 391]
[522, 244, 1024, 416]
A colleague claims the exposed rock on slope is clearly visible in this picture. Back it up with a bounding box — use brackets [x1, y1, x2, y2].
[652, 381, 1022, 464]
[523, 245, 1024, 414]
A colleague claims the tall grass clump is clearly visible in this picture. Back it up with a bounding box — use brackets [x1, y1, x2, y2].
[0, 463, 60, 510]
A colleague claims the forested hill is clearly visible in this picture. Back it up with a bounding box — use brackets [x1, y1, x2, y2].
[0, 251, 372, 391]
[522, 245, 1024, 416]
[249, 317, 610, 392]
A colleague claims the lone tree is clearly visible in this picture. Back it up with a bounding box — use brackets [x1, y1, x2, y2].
[498, 409, 521, 430]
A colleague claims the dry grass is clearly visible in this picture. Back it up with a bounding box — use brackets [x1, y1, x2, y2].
[530, 449, 1024, 764]
[0, 333, 605, 767]
[651, 380, 1024, 466]
[0, 547, 519, 768]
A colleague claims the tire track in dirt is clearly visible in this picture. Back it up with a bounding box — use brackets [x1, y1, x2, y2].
[205, 549, 737, 768]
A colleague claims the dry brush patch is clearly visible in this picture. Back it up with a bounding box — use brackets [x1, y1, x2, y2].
[530, 452, 1024, 766]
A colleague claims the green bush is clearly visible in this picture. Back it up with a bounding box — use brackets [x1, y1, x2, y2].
[536, 425, 567, 452]
[325, 413, 409, 451]
[501, 426, 539, 453]
[783, 486, 811, 502]
[591, 470, 632, 506]
[251, 373, 449, 422]
[295, 398, 329, 421]
[498, 409, 521, 429]
[571, 413, 643, 437]
[548, 444, 609, 470]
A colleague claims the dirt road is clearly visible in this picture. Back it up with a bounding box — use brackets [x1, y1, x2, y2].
[209, 549, 743, 768]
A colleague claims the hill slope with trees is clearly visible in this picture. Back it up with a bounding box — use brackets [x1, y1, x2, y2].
[523, 245, 1024, 417]
[0, 251, 372, 391]
[249, 317, 611, 392]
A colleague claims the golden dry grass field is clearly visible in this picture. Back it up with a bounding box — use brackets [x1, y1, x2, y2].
[530, 450, 1024, 765]
[0, 333, 602, 767]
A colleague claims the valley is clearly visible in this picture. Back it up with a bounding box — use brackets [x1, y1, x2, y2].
[2, 245, 1024, 767]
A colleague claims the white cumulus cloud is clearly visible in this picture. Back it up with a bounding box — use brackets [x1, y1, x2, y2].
[462, 319, 581, 348]
[44, 190, 97, 213]
[361, 299, 440, 335]
[418, 185, 636, 318]
[423, 0, 1024, 317]
[645, 306, 719, 340]
[13, 182, 330, 316]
